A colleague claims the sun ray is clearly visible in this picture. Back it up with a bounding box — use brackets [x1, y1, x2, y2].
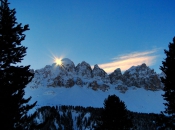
[49, 51, 64, 66]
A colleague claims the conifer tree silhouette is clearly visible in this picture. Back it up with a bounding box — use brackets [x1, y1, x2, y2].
[160, 36, 175, 129]
[95, 95, 132, 130]
[0, 0, 36, 129]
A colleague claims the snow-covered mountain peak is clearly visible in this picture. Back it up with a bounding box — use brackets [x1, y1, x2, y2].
[126, 63, 151, 75]
[109, 68, 123, 84]
[93, 64, 100, 69]
[114, 68, 122, 73]
[61, 58, 75, 72]
[92, 64, 110, 83]
[122, 63, 163, 90]
[75, 61, 92, 78]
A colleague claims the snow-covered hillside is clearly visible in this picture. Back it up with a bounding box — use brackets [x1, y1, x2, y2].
[25, 58, 165, 113]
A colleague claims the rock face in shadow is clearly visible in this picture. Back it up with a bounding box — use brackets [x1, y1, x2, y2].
[92, 64, 110, 84]
[122, 63, 163, 90]
[75, 61, 92, 79]
[109, 68, 123, 84]
[29, 58, 164, 92]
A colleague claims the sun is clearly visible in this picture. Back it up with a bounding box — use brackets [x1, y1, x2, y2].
[55, 57, 62, 65]
[49, 51, 64, 66]
[54, 57, 62, 65]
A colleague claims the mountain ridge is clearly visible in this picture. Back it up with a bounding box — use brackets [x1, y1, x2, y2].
[25, 58, 165, 113]
[29, 58, 164, 91]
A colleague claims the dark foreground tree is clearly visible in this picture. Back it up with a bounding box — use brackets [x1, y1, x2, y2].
[95, 95, 132, 130]
[160, 36, 175, 129]
[0, 0, 36, 129]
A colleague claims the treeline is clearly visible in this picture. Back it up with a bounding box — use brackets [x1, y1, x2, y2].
[26, 105, 167, 130]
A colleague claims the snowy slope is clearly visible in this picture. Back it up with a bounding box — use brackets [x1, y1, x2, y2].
[25, 84, 165, 114]
[25, 58, 165, 114]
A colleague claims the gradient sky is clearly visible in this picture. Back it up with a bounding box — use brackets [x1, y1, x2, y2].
[9, 0, 175, 73]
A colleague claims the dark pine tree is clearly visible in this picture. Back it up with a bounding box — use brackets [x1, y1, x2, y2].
[0, 0, 36, 129]
[160, 36, 175, 128]
[95, 95, 132, 130]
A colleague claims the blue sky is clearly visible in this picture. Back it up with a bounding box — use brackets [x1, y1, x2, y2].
[9, 0, 175, 73]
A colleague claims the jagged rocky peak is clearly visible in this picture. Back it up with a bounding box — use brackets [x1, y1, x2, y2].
[92, 64, 106, 77]
[122, 63, 163, 90]
[61, 58, 75, 72]
[92, 64, 110, 83]
[75, 61, 92, 78]
[140, 63, 147, 69]
[109, 68, 122, 84]
[34, 65, 54, 78]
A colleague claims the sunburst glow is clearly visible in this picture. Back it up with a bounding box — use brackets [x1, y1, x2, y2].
[49, 52, 64, 66]
[54, 57, 62, 65]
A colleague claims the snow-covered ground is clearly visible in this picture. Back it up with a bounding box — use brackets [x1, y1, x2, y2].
[25, 84, 165, 114]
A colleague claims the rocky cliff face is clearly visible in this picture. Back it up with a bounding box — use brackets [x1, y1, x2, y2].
[92, 64, 110, 84]
[122, 63, 164, 90]
[75, 61, 92, 79]
[29, 58, 164, 92]
[109, 68, 123, 84]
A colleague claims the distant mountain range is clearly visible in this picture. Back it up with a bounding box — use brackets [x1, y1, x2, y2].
[25, 58, 165, 113]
